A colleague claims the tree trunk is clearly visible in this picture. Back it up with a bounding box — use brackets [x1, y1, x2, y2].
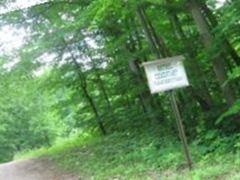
[116, 69, 132, 109]
[188, 0, 236, 107]
[97, 74, 112, 109]
[167, 8, 213, 110]
[201, 3, 240, 66]
[92, 63, 112, 110]
[129, 59, 162, 121]
[81, 80, 107, 135]
[137, 6, 161, 58]
[69, 52, 107, 135]
[141, 7, 171, 57]
[126, 17, 166, 122]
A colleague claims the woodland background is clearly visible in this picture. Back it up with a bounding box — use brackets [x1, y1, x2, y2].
[0, 0, 240, 179]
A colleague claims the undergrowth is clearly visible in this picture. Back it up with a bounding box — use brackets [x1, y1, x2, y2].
[16, 131, 240, 180]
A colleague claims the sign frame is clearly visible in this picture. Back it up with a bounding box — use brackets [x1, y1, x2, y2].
[142, 55, 189, 94]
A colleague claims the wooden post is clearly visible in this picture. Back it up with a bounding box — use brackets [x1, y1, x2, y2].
[170, 91, 192, 170]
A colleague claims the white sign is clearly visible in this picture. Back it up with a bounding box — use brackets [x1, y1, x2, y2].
[142, 55, 189, 94]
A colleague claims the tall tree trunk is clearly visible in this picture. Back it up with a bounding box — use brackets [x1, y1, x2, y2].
[92, 62, 112, 110]
[129, 59, 163, 121]
[85, 45, 113, 112]
[137, 6, 161, 58]
[167, 6, 213, 110]
[141, 7, 170, 57]
[68, 50, 107, 135]
[126, 17, 165, 121]
[201, 3, 240, 66]
[116, 69, 132, 109]
[188, 0, 236, 107]
[97, 73, 112, 110]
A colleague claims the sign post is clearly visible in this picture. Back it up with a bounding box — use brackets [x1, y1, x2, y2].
[142, 55, 192, 170]
[170, 91, 192, 169]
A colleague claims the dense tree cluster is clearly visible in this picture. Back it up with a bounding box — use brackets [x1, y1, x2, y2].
[0, 0, 239, 162]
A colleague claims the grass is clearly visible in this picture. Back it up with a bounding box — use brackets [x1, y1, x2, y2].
[15, 131, 240, 180]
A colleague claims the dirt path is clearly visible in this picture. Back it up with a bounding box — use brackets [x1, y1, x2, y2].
[0, 158, 80, 180]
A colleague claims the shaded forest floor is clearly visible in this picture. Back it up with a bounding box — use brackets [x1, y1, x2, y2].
[16, 132, 240, 180]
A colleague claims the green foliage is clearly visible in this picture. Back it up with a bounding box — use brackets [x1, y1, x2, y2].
[216, 100, 240, 125]
[16, 130, 240, 179]
[0, 0, 240, 178]
[229, 67, 240, 80]
[0, 62, 64, 162]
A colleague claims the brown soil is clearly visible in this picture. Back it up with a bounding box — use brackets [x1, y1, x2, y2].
[0, 158, 80, 180]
